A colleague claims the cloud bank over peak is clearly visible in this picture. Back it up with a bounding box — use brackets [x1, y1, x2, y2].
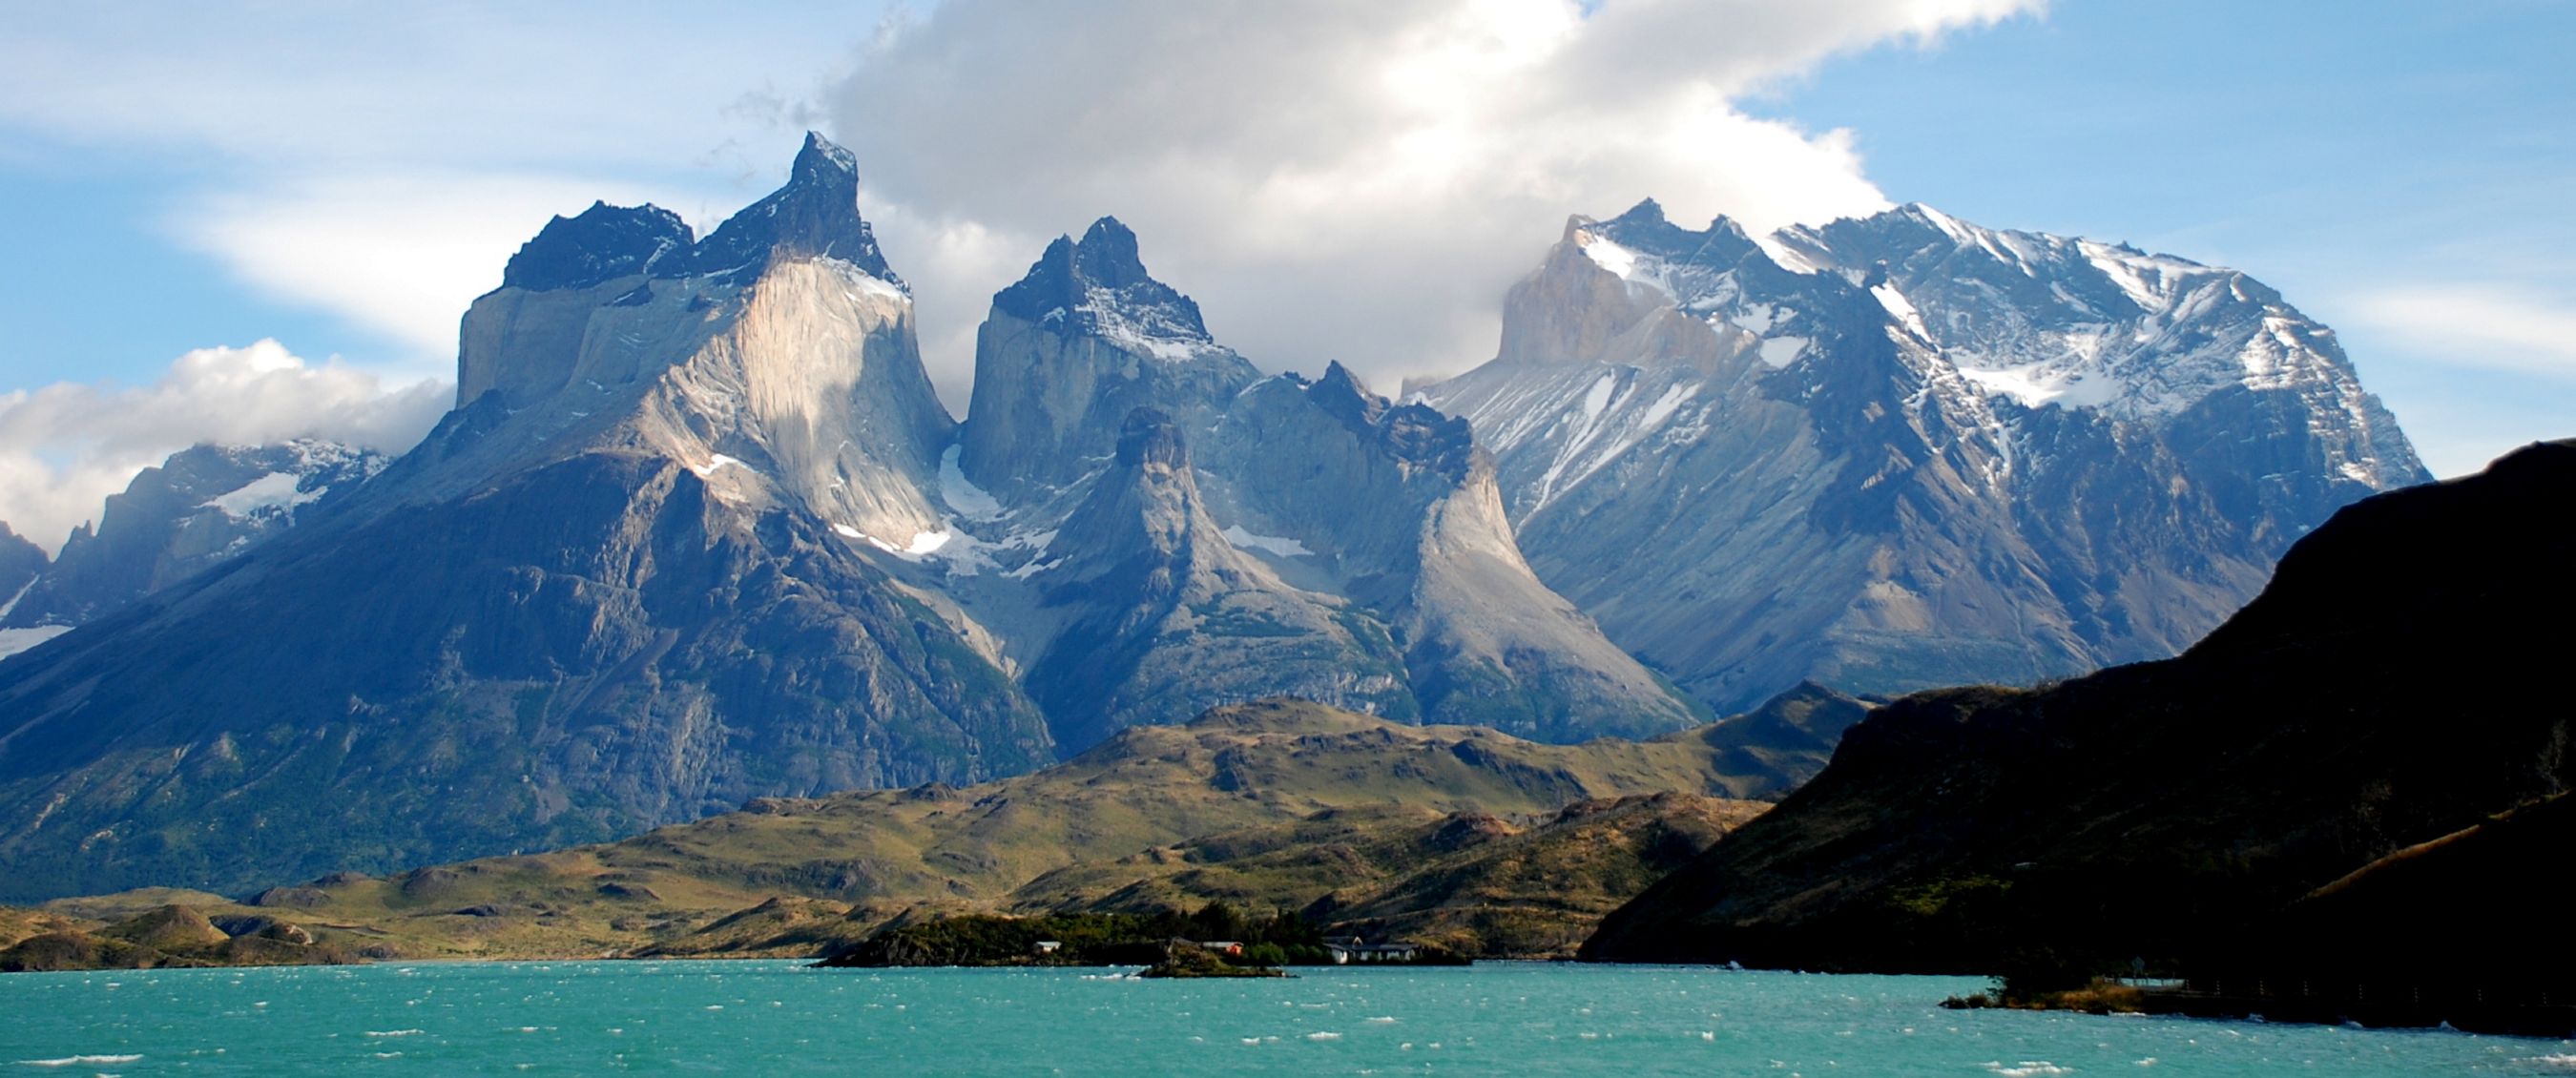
[0, 341, 448, 554]
[826, 0, 2041, 401]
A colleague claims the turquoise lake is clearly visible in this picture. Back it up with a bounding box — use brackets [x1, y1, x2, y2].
[8, 961, 2572, 1075]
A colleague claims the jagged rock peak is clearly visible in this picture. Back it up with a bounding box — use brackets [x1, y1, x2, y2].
[1114, 406, 1189, 469]
[1577, 200, 1763, 266]
[675, 131, 904, 287]
[1306, 361, 1385, 429]
[1073, 217, 1153, 288]
[1302, 362, 1476, 479]
[992, 216, 1213, 347]
[502, 201, 693, 292]
[1607, 197, 1668, 230]
[790, 130, 860, 185]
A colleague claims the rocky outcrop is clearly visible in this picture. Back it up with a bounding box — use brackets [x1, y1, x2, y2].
[0, 528, 41, 606]
[1419, 200, 2429, 712]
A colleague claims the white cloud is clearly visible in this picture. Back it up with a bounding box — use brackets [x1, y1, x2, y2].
[4, 1, 2040, 421]
[173, 173, 712, 371]
[0, 342, 449, 554]
[1, 3, 886, 369]
[2347, 284, 2576, 379]
[826, 0, 2042, 400]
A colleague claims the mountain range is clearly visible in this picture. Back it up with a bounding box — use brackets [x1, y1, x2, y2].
[0, 135, 2426, 901]
[1416, 201, 2425, 710]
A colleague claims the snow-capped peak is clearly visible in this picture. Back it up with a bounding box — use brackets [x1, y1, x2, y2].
[993, 216, 1234, 363]
[1560, 200, 2384, 425]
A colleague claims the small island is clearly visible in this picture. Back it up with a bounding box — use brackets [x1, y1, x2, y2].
[1137, 940, 1291, 979]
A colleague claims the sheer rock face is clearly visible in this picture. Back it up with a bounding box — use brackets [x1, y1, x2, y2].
[0, 441, 386, 638]
[1199, 366, 1702, 741]
[0, 528, 39, 605]
[1419, 199, 2429, 712]
[932, 221, 1703, 750]
[1024, 408, 1412, 751]
[957, 218, 1262, 497]
[0, 135, 1053, 900]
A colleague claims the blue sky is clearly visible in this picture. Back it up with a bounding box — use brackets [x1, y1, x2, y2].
[0, 0, 2567, 544]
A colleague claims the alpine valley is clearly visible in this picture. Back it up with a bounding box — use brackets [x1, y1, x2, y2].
[0, 135, 2427, 915]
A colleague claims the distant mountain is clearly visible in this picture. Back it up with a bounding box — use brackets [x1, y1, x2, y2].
[1579, 440, 2574, 974]
[0, 441, 384, 651]
[1417, 201, 2427, 711]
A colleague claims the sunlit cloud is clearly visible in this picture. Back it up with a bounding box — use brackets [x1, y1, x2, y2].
[827, 0, 2043, 397]
[0, 341, 448, 553]
[2347, 284, 2576, 379]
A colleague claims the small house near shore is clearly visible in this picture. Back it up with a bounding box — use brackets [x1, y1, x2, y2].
[1324, 937, 1418, 964]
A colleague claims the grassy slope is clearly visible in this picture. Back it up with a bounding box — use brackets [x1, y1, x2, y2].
[1008, 792, 1766, 957]
[25, 699, 1775, 961]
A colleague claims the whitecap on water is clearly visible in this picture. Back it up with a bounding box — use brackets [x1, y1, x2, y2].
[1305, 1032, 1341, 1041]
[16, 1055, 143, 1068]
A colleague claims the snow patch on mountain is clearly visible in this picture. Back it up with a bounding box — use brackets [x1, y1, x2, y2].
[938, 445, 1005, 521]
[1220, 525, 1312, 558]
[202, 471, 326, 519]
[1870, 283, 1930, 341]
[1953, 363, 2120, 410]
[688, 454, 754, 479]
[0, 625, 70, 661]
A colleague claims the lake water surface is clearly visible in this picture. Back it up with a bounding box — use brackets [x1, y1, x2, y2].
[8, 960, 2572, 1075]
